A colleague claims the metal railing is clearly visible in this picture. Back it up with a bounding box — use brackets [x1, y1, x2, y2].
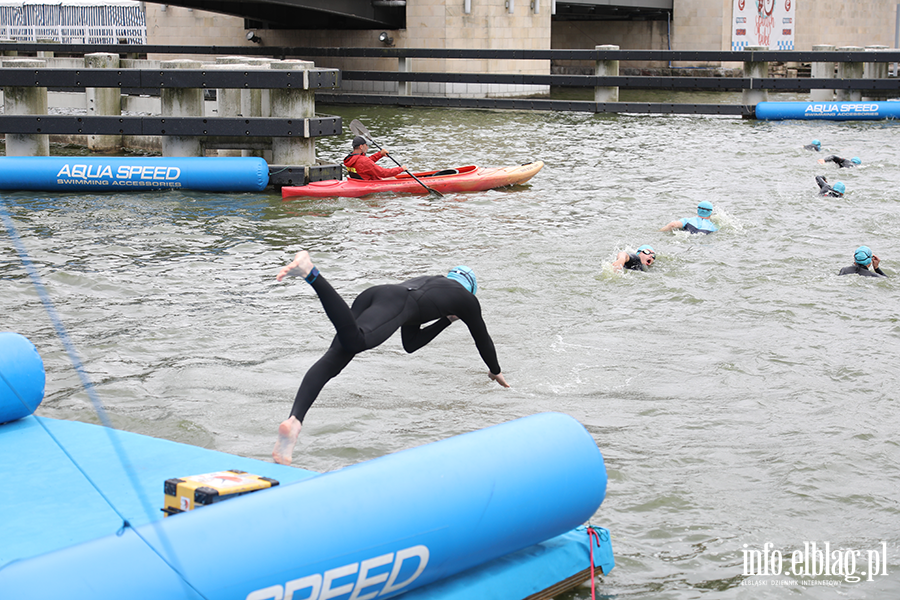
[2, 44, 900, 63]
[0, 26, 146, 45]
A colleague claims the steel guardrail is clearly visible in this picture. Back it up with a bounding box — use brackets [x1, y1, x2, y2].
[0, 115, 341, 137]
[0, 68, 341, 89]
[314, 93, 755, 117]
[3, 44, 900, 63]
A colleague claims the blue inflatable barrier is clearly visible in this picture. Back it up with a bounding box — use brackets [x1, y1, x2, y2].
[0, 332, 45, 424]
[0, 412, 607, 600]
[755, 101, 900, 121]
[0, 157, 269, 192]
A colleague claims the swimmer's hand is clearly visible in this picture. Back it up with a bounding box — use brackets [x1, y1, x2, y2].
[447, 315, 459, 322]
[489, 372, 510, 388]
[873, 255, 880, 269]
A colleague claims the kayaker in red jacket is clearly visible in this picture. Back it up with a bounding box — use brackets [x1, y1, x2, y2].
[343, 136, 408, 180]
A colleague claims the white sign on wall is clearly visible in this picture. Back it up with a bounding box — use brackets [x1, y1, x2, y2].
[732, 0, 796, 50]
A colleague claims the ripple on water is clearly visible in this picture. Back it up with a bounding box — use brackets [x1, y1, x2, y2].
[3, 107, 899, 599]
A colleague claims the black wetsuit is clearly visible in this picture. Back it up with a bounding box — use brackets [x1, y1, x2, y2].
[823, 155, 855, 168]
[290, 274, 501, 422]
[623, 253, 649, 272]
[804, 143, 821, 152]
[816, 175, 843, 197]
[838, 264, 886, 277]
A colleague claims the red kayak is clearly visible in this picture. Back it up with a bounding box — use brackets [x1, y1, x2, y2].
[282, 161, 543, 199]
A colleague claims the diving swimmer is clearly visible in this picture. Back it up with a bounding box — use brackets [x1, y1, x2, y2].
[272, 251, 509, 465]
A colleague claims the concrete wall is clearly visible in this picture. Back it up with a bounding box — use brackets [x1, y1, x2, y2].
[145, 5, 250, 57]
[795, 0, 897, 49]
[144, 0, 550, 97]
[142, 0, 899, 79]
[671, 0, 898, 54]
[551, 20, 670, 70]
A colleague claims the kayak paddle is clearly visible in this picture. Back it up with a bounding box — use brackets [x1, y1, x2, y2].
[349, 119, 443, 197]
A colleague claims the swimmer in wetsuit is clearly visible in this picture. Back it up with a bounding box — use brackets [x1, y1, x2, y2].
[819, 155, 861, 168]
[804, 139, 822, 152]
[816, 175, 845, 197]
[660, 201, 719, 234]
[272, 251, 509, 465]
[612, 245, 656, 271]
[838, 246, 887, 277]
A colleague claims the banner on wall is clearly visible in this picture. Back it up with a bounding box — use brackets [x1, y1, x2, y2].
[732, 0, 795, 51]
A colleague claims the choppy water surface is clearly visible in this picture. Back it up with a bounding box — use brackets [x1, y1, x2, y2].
[3, 104, 899, 599]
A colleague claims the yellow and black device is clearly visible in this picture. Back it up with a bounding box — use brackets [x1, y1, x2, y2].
[162, 469, 279, 517]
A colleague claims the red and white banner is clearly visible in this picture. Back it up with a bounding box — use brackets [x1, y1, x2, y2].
[732, 0, 795, 51]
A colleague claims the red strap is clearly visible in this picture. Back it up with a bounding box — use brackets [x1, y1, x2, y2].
[587, 526, 600, 600]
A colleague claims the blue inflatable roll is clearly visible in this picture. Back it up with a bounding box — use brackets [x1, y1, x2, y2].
[0, 157, 269, 192]
[755, 101, 900, 121]
[0, 332, 45, 423]
[0, 412, 607, 600]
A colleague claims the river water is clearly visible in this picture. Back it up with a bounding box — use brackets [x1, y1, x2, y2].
[2, 101, 899, 599]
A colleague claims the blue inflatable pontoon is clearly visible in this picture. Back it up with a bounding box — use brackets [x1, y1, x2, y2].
[0, 157, 269, 192]
[755, 101, 900, 121]
[0, 333, 615, 600]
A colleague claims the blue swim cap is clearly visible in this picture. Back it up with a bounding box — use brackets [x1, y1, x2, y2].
[833, 182, 846, 194]
[812, 139, 821, 148]
[697, 201, 713, 217]
[854, 246, 873, 266]
[851, 157, 861, 165]
[447, 266, 477, 295]
[636, 245, 655, 256]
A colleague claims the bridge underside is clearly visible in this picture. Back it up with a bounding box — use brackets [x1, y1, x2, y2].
[152, 0, 406, 29]
[145, 0, 670, 29]
[554, 0, 672, 21]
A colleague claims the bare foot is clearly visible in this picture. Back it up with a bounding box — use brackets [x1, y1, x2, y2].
[272, 416, 302, 465]
[276, 251, 315, 282]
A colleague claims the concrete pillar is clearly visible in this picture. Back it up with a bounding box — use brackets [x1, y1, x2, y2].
[160, 59, 204, 157]
[2, 58, 49, 156]
[36, 38, 56, 58]
[269, 60, 315, 166]
[594, 45, 619, 103]
[810, 44, 835, 102]
[836, 46, 864, 101]
[85, 52, 122, 153]
[863, 45, 889, 101]
[0, 39, 18, 57]
[399, 56, 411, 96]
[237, 58, 275, 159]
[742, 46, 769, 106]
[212, 60, 250, 157]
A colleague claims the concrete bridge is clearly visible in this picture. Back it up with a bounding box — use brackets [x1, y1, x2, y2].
[148, 0, 672, 30]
